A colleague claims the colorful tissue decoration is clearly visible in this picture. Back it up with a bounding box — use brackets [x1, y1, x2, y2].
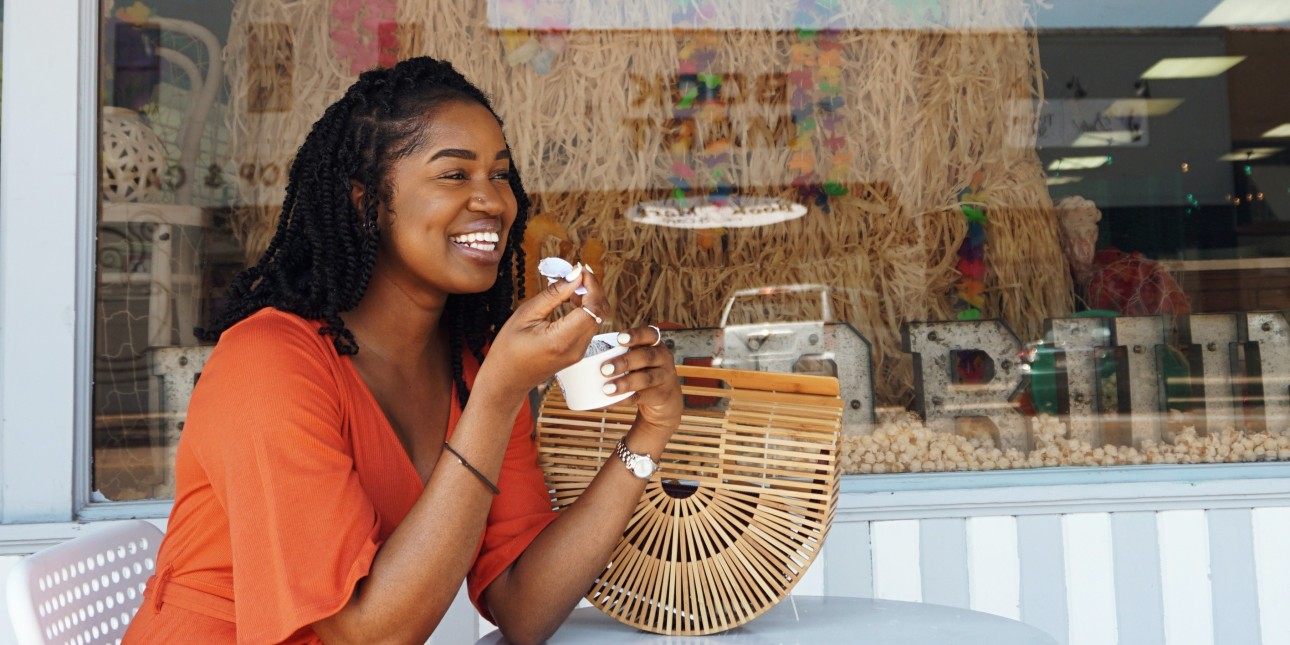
[501, 32, 567, 75]
[788, 1, 850, 213]
[655, 2, 850, 215]
[950, 174, 989, 383]
[954, 173, 988, 321]
[497, 0, 569, 75]
[1088, 248, 1191, 316]
[666, 2, 732, 211]
[330, 0, 400, 75]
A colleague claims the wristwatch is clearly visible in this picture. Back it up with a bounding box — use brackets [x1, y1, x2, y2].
[613, 439, 660, 480]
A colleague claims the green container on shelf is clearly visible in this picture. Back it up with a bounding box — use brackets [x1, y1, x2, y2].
[1025, 310, 1190, 415]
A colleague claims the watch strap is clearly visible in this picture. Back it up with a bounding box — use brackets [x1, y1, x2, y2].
[614, 438, 659, 479]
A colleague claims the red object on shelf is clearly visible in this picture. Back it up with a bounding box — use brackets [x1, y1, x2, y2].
[1087, 247, 1190, 315]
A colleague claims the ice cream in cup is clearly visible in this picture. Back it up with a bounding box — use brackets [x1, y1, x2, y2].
[555, 332, 635, 410]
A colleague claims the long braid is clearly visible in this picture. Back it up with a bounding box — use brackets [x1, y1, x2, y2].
[199, 57, 531, 406]
[448, 328, 469, 410]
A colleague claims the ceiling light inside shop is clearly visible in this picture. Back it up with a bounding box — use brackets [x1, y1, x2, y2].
[1101, 98, 1185, 118]
[626, 195, 808, 229]
[1198, 0, 1290, 26]
[1261, 123, 1290, 138]
[1047, 156, 1110, 171]
[1045, 176, 1084, 186]
[1217, 147, 1283, 162]
[1072, 131, 1140, 147]
[1140, 56, 1246, 79]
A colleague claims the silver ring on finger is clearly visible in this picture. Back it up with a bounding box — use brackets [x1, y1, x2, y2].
[648, 324, 662, 347]
[581, 306, 603, 324]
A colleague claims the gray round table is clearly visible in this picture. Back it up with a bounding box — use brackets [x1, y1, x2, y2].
[476, 596, 1058, 644]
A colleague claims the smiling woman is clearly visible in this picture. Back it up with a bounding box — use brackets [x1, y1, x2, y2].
[361, 101, 519, 304]
[119, 56, 684, 645]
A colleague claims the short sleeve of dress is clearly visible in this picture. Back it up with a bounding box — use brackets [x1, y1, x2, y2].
[187, 312, 382, 645]
[466, 392, 559, 622]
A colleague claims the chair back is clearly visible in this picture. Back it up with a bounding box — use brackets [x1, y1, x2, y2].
[6, 520, 164, 645]
[537, 364, 844, 635]
[143, 17, 223, 206]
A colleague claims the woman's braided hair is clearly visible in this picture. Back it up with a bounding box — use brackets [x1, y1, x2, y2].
[198, 57, 529, 407]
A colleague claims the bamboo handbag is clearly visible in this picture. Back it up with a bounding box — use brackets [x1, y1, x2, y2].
[536, 364, 844, 635]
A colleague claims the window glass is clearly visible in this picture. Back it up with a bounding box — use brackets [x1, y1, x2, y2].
[92, 0, 1290, 502]
[94, 1, 239, 501]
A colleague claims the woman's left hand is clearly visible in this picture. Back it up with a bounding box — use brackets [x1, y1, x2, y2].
[598, 326, 683, 439]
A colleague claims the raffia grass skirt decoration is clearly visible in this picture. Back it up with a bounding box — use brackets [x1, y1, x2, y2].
[224, 0, 1073, 408]
[537, 365, 844, 635]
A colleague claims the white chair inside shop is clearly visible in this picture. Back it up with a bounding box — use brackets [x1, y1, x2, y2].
[6, 520, 164, 645]
[99, 16, 223, 347]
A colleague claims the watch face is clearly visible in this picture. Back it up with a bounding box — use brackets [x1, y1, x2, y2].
[631, 458, 656, 478]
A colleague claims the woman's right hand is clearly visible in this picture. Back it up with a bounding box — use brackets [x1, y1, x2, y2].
[480, 267, 606, 395]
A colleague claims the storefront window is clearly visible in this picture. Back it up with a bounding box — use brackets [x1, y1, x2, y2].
[91, 1, 1290, 502]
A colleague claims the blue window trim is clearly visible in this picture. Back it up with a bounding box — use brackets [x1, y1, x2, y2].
[842, 462, 1290, 494]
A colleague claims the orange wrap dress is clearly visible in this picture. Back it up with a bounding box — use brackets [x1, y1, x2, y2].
[123, 309, 558, 644]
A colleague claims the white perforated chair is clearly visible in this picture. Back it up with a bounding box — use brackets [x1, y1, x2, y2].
[6, 520, 163, 645]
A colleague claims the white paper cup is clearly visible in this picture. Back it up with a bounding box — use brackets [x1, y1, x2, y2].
[555, 332, 635, 410]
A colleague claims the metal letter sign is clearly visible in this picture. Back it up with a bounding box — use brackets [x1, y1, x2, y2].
[1110, 316, 1169, 445]
[1245, 312, 1290, 433]
[901, 320, 1029, 450]
[1046, 317, 1109, 445]
[1183, 314, 1241, 434]
[660, 311, 1288, 450]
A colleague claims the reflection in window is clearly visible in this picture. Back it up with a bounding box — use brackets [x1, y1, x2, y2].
[93, 1, 240, 501]
[92, 1, 1290, 501]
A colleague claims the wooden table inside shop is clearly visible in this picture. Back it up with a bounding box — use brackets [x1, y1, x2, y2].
[476, 596, 1058, 644]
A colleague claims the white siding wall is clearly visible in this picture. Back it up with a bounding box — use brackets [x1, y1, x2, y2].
[4, 502, 1290, 645]
[815, 506, 1290, 645]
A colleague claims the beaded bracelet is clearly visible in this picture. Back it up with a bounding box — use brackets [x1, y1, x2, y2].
[443, 442, 500, 495]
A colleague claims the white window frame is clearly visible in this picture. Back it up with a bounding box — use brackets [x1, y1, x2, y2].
[0, 0, 86, 526]
[0, 0, 1287, 553]
[0, 0, 171, 541]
